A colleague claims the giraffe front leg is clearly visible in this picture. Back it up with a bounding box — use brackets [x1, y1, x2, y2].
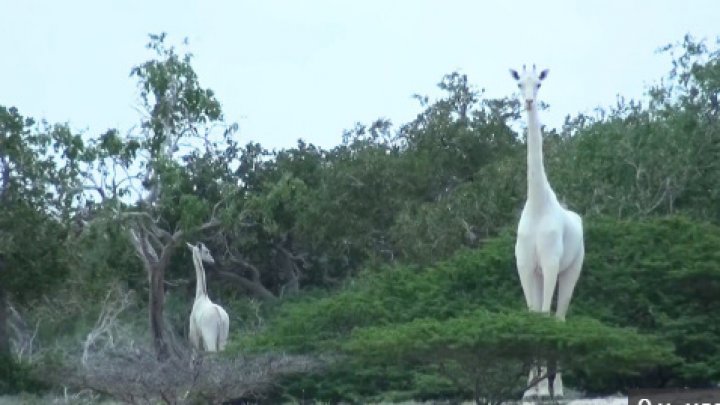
[553, 371, 564, 398]
[523, 365, 540, 399]
[536, 365, 551, 398]
[516, 236, 541, 312]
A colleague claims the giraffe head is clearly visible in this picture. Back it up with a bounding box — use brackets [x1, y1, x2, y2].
[187, 242, 215, 264]
[509, 64, 549, 110]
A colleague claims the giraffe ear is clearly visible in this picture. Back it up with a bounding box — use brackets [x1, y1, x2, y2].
[509, 69, 520, 80]
[539, 69, 549, 80]
[186, 242, 194, 250]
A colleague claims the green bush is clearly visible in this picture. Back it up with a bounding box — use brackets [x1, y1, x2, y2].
[572, 215, 720, 391]
[243, 216, 720, 401]
[0, 355, 48, 395]
[345, 310, 677, 404]
[239, 230, 522, 354]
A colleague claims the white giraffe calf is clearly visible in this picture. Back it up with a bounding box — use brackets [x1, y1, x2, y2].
[187, 242, 229, 352]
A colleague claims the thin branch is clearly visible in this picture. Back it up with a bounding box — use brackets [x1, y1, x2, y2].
[169, 218, 221, 242]
[276, 244, 308, 267]
[225, 255, 262, 283]
[216, 270, 277, 301]
[643, 177, 671, 215]
[121, 211, 156, 224]
[129, 228, 152, 270]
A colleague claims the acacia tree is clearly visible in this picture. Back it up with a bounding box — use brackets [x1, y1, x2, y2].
[344, 311, 678, 405]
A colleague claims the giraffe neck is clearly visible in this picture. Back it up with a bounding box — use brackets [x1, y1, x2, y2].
[525, 104, 552, 206]
[193, 251, 208, 300]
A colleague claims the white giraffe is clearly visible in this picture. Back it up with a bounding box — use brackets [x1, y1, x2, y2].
[510, 65, 585, 399]
[187, 242, 230, 352]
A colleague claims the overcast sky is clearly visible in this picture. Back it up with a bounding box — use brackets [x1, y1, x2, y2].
[1, 0, 718, 151]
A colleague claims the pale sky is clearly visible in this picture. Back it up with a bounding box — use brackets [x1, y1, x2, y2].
[1, 0, 719, 151]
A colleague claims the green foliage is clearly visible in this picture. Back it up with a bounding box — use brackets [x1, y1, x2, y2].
[178, 194, 211, 231]
[266, 362, 463, 404]
[130, 32, 222, 157]
[0, 206, 70, 303]
[295, 126, 409, 277]
[545, 35, 720, 223]
[345, 310, 674, 369]
[345, 310, 677, 404]
[390, 154, 525, 264]
[245, 216, 720, 401]
[242, 173, 310, 236]
[573, 216, 720, 390]
[0, 106, 53, 208]
[67, 217, 145, 300]
[0, 356, 48, 395]
[240, 231, 521, 354]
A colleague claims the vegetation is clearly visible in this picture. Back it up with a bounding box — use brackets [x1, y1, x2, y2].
[1, 32, 720, 403]
[242, 216, 718, 402]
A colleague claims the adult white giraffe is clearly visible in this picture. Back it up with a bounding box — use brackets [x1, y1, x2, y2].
[510, 65, 585, 399]
[187, 242, 230, 352]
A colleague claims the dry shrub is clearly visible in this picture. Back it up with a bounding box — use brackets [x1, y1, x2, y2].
[20, 284, 321, 404]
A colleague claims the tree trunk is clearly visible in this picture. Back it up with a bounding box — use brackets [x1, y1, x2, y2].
[0, 285, 9, 357]
[0, 254, 8, 357]
[149, 264, 169, 361]
[275, 234, 301, 297]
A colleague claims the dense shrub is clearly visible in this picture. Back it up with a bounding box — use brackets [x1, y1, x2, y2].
[242, 216, 720, 401]
[345, 310, 676, 404]
[0, 355, 47, 395]
[572, 215, 720, 391]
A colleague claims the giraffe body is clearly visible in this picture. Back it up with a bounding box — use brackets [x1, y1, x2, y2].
[187, 242, 230, 352]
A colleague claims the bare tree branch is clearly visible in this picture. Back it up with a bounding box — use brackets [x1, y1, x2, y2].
[61, 338, 321, 404]
[82, 286, 134, 367]
[129, 228, 154, 270]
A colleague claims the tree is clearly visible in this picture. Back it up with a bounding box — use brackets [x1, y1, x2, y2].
[0, 107, 77, 357]
[122, 33, 229, 360]
[381, 72, 525, 264]
[543, 35, 720, 222]
[0, 105, 104, 395]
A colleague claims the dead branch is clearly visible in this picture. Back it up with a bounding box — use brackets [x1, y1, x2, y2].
[8, 303, 40, 363]
[82, 286, 135, 367]
[62, 339, 321, 404]
[129, 227, 157, 270]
